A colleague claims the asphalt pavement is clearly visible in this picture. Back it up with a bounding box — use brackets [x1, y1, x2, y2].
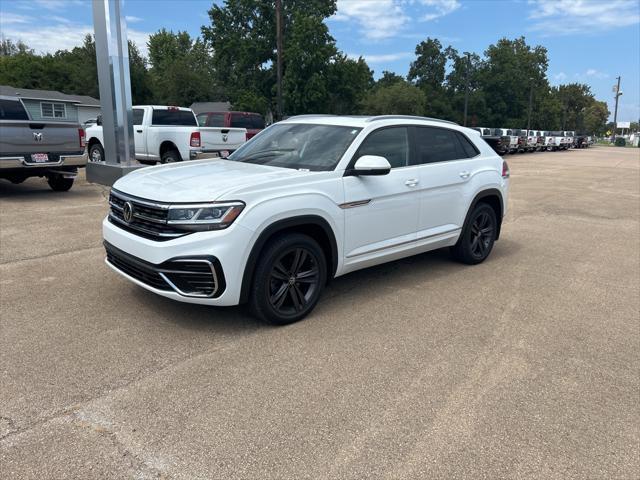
[1, 146, 639, 479]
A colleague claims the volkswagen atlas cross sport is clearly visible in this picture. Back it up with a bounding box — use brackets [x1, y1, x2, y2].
[104, 115, 510, 325]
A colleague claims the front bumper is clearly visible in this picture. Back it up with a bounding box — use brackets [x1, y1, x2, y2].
[0, 151, 88, 169]
[103, 216, 255, 306]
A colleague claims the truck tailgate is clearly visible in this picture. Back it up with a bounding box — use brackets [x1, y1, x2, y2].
[199, 127, 247, 153]
[0, 121, 81, 155]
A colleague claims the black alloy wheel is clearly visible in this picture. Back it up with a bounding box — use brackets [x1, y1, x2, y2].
[250, 233, 326, 325]
[269, 247, 320, 315]
[468, 210, 494, 260]
[452, 203, 497, 265]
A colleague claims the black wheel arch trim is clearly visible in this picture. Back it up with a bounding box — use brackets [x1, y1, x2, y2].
[239, 215, 338, 304]
[464, 189, 504, 240]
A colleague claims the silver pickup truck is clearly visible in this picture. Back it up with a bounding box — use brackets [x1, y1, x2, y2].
[0, 95, 87, 191]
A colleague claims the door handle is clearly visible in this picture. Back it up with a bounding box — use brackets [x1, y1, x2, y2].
[405, 178, 419, 187]
[136, 129, 143, 133]
[459, 171, 470, 179]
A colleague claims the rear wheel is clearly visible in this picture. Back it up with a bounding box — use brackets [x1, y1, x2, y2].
[249, 233, 327, 325]
[89, 143, 104, 163]
[452, 203, 497, 265]
[161, 149, 182, 164]
[47, 174, 74, 192]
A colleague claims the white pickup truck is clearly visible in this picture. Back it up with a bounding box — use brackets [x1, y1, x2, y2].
[86, 105, 247, 164]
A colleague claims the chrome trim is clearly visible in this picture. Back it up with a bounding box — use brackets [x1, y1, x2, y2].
[158, 259, 218, 298]
[109, 200, 166, 224]
[339, 199, 371, 209]
[346, 228, 460, 258]
[110, 189, 171, 210]
[108, 214, 184, 238]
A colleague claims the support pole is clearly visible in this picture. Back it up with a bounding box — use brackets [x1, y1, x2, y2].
[612, 76, 622, 142]
[463, 53, 470, 126]
[275, 0, 283, 121]
[87, 0, 141, 186]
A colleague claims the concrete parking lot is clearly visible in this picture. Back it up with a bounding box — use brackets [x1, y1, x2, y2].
[1, 147, 639, 479]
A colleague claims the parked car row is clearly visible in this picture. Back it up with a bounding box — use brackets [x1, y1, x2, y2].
[473, 128, 593, 155]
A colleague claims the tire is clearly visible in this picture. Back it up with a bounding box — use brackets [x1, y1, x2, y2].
[89, 143, 104, 163]
[47, 174, 74, 192]
[249, 233, 327, 325]
[161, 149, 182, 164]
[451, 203, 497, 265]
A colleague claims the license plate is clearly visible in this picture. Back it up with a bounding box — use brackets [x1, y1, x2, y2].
[30, 153, 49, 163]
[220, 150, 230, 158]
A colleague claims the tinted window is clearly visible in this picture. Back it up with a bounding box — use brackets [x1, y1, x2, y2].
[206, 113, 225, 127]
[132, 108, 144, 125]
[230, 113, 265, 129]
[0, 99, 29, 120]
[357, 127, 409, 168]
[413, 127, 464, 164]
[456, 132, 479, 157]
[151, 109, 197, 126]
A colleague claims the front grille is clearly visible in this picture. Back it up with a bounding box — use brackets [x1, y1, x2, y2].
[108, 189, 189, 241]
[104, 242, 224, 298]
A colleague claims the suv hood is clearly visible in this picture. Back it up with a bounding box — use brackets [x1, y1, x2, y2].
[113, 159, 305, 203]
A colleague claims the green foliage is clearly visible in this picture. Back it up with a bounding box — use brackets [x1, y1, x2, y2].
[360, 82, 426, 116]
[615, 137, 626, 147]
[376, 71, 405, 89]
[147, 29, 220, 105]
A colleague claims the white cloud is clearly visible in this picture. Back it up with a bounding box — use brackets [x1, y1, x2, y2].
[585, 68, 609, 79]
[554, 72, 567, 81]
[348, 52, 413, 63]
[333, 0, 409, 40]
[125, 15, 143, 24]
[333, 0, 461, 40]
[419, 0, 461, 21]
[528, 0, 640, 35]
[0, 12, 30, 24]
[0, 15, 151, 57]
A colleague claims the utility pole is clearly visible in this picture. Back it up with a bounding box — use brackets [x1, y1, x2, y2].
[463, 52, 470, 126]
[526, 79, 534, 131]
[612, 76, 622, 141]
[275, 0, 283, 121]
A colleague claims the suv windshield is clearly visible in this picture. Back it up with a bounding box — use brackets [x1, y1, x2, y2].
[229, 123, 362, 171]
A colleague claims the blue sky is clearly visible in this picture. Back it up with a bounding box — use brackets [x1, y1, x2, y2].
[1, 0, 638, 121]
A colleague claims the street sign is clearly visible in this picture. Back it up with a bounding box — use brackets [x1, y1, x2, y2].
[617, 121, 631, 129]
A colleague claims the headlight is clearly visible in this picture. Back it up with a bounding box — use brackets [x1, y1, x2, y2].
[167, 201, 245, 231]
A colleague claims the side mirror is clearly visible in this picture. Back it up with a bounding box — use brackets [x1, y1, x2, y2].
[96, 115, 102, 126]
[352, 155, 391, 176]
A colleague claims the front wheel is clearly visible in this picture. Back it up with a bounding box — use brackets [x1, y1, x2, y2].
[451, 203, 497, 265]
[47, 174, 74, 192]
[249, 233, 327, 325]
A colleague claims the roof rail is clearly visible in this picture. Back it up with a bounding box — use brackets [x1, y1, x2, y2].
[284, 114, 338, 120]
[366, 115, 458, 125]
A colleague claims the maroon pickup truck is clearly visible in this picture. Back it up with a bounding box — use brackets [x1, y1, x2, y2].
[196, 111, 265, 140]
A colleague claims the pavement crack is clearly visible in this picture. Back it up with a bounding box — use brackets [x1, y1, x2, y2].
[0, 244, 103, 266]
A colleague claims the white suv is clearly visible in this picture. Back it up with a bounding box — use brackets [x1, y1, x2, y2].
[104, 115, 510, 324]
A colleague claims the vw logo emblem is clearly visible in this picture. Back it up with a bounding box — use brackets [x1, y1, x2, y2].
[33, 132, 43, 142]
[122, 201, 134, 223]
[222, 133, 228, 142]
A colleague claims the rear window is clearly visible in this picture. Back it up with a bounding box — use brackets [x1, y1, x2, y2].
[151, 109, 197, 126]
[205, 113, 225, 127]
[0, 99, 29, 120]
[230, 113, 265, 129]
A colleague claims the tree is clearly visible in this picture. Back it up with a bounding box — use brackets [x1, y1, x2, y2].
[202, 0, 367, 115]
[583, 101, 609, 134]
[0, 38, 33, 56]
[147, 29, 219, 106]
[376, 71, 405, 88]
[407, 38, 452, 118]
[360, 82, 426, 115]
[477, 37, 549, 127]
